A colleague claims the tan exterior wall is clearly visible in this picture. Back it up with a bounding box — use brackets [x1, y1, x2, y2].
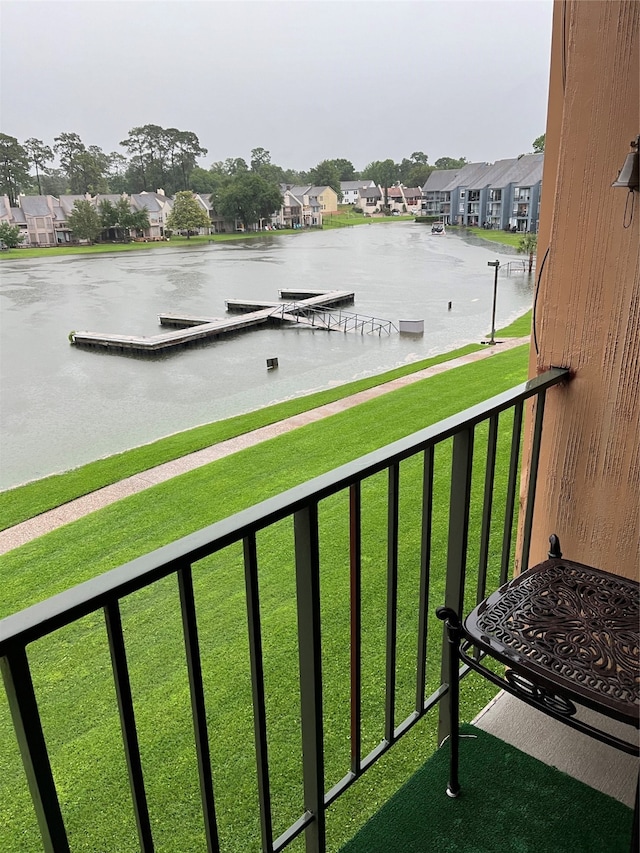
[318, 188, 338, 213]
[519, 0, 639, 579]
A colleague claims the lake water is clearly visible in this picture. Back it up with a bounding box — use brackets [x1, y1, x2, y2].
[0, 224, 532, 490]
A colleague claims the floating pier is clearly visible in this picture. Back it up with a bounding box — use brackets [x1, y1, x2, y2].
[70, 290, 362, 354]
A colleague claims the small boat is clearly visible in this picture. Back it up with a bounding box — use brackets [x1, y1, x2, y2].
[431, 222, 446, 235]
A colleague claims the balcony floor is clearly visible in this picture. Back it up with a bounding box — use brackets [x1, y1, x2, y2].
[473, 690, 639, 808]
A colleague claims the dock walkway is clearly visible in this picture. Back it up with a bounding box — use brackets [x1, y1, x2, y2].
[71, 290, 355, 354]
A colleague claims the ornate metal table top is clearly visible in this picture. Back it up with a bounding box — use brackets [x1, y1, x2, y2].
[465, 558, 640, 725]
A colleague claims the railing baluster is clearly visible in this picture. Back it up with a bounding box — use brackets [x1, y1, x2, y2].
[349, 483, 362, 776]
[1, 647, 70, 853]
[520, 389, 548, 572]
[385, 463, 400, 744]
[501, 401, 524, 585]
[104, 601, 155, 853]
[294, 503, 325, 853]
[438, 427, 474, 746]
[416, 446, 434, 712]
[477, 414, 499, 604]
[177, 564, 220, 853]
[243, 533, 274, 853]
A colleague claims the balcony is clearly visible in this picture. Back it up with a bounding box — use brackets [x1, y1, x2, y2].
[1, 367, 637, 853]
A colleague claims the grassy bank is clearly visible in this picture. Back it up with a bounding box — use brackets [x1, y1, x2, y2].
[0, 230, 299, 260]
[0, 312, 531, 529]
[452, 226, 525, 249]
[0, 342, 529, 853]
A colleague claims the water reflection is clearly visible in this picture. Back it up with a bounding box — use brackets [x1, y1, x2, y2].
[0, 225, 530, 489]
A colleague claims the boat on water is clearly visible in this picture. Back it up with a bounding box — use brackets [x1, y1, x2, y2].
[431, 222, 446, 235]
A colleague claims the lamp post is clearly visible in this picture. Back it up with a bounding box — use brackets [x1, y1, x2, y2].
[487, 260, 500, 345]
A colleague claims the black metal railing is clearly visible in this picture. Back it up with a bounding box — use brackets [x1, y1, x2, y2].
[0, 368, 568, 853]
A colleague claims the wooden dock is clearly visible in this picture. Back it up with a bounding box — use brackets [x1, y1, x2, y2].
[70, 290, 356, 354]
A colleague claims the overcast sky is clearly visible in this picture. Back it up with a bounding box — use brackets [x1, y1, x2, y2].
[1, 0, 553, 172]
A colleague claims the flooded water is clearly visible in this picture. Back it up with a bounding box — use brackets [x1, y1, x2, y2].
[0, 224, 531, 489]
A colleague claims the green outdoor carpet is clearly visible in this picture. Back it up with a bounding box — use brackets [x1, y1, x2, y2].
[339, 724, 634, 853]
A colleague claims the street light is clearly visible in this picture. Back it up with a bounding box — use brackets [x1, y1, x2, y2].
[487, 259, 500, 345]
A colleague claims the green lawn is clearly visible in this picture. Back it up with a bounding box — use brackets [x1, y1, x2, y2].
[459, 226, 525, 249]
[0, 311, 530, 531]
[0, 344, 530, 853]
[0, 231, 299, 260]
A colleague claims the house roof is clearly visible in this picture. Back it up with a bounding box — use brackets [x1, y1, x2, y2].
[20, 196, 52, 217]
[0, 196, 11, 219]
[442, 162, 492, 191]
[500, 153, 544, 187]
[340, 180, 375, 191]
[285, 185, 312, 197]
[422, 169, 460, 192]
[131, 194, 162, 212]
[194, 193, 212, 211]
[94, 194, 128, 206]
[387, 187, 405, 199]
[359, 186, 382, 198]
[463, 159, 513, 190]
[59, 195, 89, 214]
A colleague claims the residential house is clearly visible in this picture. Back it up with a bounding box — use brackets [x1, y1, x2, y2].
[272, 189, 303, 229]
[280, 185, 335, 226]
[132, 190, 174, 239]
[358, 183, 383, 213]
[386, 186, 407, 213]
[340, 180, 376, 205]
[402, 187, 423, 214]
[0, 194, 80, 247]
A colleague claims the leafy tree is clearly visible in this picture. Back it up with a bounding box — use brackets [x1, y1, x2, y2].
[105, 152, 129, 193]
[54, 133, 109, 194]
[0, 134, 31, 206]
[189, 166, 219, 195]
[532, 134, 545, 153]
[331, 159, 358, 181]
[250, 147, 271, 170]
[434, 156, 468, 170]
[518, 232, 538, 273]
[120, 125, 206, 194]
[53, 132, 85, 172]
[216, 173, 282, 230]
[309, 160, 342, 197]
[166, 190, 210, 237]
[67, 199, 102, 243]
[24, 138, 53, 195]
[222, 157, 249, 176]
[398, 152, 432, 188]
[282, 167, 308, 185]
[0, 221, 24, 248]
[40, 169, 69, 197]
[168, 128, 207, 190]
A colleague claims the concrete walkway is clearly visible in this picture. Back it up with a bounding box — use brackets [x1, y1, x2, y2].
[0, 337, 529, 555]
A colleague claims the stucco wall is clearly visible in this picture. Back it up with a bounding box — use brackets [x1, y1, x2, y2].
[520, 0, 639, 578]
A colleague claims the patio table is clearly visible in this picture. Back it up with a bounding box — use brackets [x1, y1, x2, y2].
[437, 535, 639, 851]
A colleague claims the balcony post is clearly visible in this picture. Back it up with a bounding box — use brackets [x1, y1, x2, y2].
[1, 647, 70, 853]
[438, 427, 474, 746]
[294, 503, 325, 853]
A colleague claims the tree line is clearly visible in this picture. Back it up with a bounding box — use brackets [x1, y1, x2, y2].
[0, 125, 470, 208]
